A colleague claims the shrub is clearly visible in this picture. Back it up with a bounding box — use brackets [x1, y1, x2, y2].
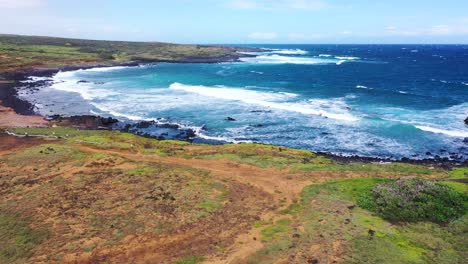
[358, 177, 466, 223]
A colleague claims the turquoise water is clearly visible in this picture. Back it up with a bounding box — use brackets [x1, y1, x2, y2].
[21, 45, 468, 160]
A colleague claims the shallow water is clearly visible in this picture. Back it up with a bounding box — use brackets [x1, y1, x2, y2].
[19, 45, 468, 160]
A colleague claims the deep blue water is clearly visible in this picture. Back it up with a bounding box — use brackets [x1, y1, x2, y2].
[20, 45, 468, 160]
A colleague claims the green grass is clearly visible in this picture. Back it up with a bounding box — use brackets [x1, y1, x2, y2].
[195, 200, 221, 213]
[173, 256, 205, 264]
[0, 212, 48, 262]
[191, 143, 439, 175]
[248, 178, 467, 263]
[0, 34, 249, 73]
[306, 179, 467, 263]
[300, 178, 389, 203]
[260, 218, 292, 242]
[3, 128, 450, 179]
[8, 127, 191, 156]
[246, 239, 294, 264]
[447, 167, 468, 179]
[293, 162, 436, 175]
[0, 143, 85, 166]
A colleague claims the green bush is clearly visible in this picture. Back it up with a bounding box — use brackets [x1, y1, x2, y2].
[358, 177, 466, 223]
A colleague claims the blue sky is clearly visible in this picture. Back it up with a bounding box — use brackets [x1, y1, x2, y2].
[1, 0, 468, 44]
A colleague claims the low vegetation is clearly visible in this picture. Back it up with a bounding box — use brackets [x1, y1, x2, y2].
[0, 34, 249, 73]
[0, 127, 466, 263]
[358, 177, 467, 223]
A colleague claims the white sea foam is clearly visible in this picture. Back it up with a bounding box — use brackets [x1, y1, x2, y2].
[169, 83, 296, 101]
[319, 54, 332, 57]
[196, 132, 253, 144]
[335, 56, 360, 60]
[250, 71, 264, 74]
[336, 60, 346, 65]
[21, 76, 54, 83]
[398, 91, 408, 94]
[53, 66, 133, 80]
[89, 102, 145, 121]
[378, 103, 468, 139]
[81, 66, 132, 72]
[240, 55, 335, 65]
[169, 83, 358, 121]
[264, 49, 308, 55]
[50, 80, 118, 100]
[415, 126, 468, 138]
[355, 85, 372, 89]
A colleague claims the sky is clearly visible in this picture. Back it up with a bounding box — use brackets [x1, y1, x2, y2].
[1, 0, 468, 44]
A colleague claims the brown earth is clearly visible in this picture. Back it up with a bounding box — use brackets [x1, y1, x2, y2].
[0, 131, 461, 264]
[0, 134, 315, 263]
[0, 104, 47, 128]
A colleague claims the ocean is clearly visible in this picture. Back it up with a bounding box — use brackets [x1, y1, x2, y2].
[19, 44, 468, 160]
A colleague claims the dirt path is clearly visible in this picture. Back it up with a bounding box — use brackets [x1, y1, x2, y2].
[74, 145, 311, 200]
[72, 145, 314, 263]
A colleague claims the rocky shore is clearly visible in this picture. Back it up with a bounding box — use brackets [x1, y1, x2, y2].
[1, 61, 466, 168]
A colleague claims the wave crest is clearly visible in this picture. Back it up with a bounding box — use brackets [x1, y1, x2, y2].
[169, 83, 358, 121]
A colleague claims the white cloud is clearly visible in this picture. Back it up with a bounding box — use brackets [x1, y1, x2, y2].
[226, 0, 259, 9]
[226, 0, 328, 10]
[284, 0, 328, 10]
[248, 32, 278, 39]
[0, 0, 44, 9]
[384, 25, 468, 36]
[288, 33, 307, 40]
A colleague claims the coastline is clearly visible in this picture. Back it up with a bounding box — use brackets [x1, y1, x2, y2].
[1, 61, 466, 168]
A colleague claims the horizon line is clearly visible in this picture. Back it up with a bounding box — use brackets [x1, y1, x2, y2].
[1, 33, 468, 46]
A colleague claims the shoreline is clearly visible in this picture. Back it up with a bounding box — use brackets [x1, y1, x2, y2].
[1, 63, 466, 168]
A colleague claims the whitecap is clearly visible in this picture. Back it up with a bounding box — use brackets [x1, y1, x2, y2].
[240, 55, 335, 65]
[415, 126, 468, 138]
[169, 83, 359, 121]
[335, 56, 360, 60]
[336, 60, 346, 65]
[377, 103, 468, 139]
[262, 48, 308, 55]
[355, 85, 372, 90]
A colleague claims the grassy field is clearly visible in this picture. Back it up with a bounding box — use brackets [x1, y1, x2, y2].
[0, 127, 466, 263]
[0, 34, 248, 73]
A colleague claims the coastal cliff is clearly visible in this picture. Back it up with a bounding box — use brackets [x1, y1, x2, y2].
[0, 35, 467, 264]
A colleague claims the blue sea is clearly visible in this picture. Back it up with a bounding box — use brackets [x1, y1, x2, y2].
[20, 45, 468, 160]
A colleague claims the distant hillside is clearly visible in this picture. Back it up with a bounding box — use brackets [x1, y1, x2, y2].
[0, 34, 253, 73]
